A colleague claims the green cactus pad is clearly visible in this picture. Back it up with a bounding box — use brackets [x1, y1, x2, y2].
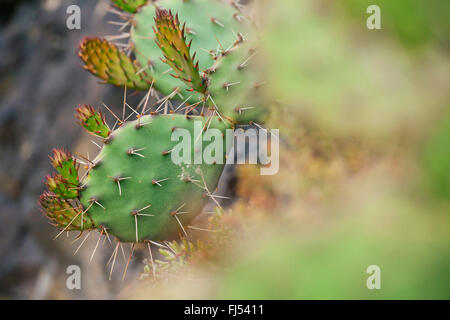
[79, 37, 154, 91]
[207, 40, 269, 124]
[79, 114, 231, 242]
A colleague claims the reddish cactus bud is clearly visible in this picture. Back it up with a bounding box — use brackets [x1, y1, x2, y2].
[50, 148, 72, 169]
[76, 104, 110, 138]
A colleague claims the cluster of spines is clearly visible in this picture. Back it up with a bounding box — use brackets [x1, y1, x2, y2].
[79, 37, 153, 91]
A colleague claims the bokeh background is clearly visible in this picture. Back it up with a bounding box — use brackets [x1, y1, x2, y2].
[0, 0, 449, 299]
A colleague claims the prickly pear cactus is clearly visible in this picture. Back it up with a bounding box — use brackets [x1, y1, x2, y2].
[40, 0, 269, 270]
[40, 106, 231, 243]
[79, 0, 267, 125]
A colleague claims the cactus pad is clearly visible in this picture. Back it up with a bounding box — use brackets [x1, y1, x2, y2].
[40, 113, 231, 243]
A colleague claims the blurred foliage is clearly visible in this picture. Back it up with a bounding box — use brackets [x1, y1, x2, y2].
[216, 205, 450, 299]
[260, 0, 449, 138]
[342, 0, 450, 49]
[421, 108, 450, 201]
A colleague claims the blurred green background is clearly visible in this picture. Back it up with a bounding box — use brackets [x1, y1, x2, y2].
[209, 0, 450, 300]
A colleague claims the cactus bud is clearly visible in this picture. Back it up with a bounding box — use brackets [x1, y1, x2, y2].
[76, 104, 111, 138]
[49, 148, 79, 188]
[79, 37, 154, 91]
[45, 173, 78, 199]
[39, 192, 90, 230]
[153, 8, 207, 93]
